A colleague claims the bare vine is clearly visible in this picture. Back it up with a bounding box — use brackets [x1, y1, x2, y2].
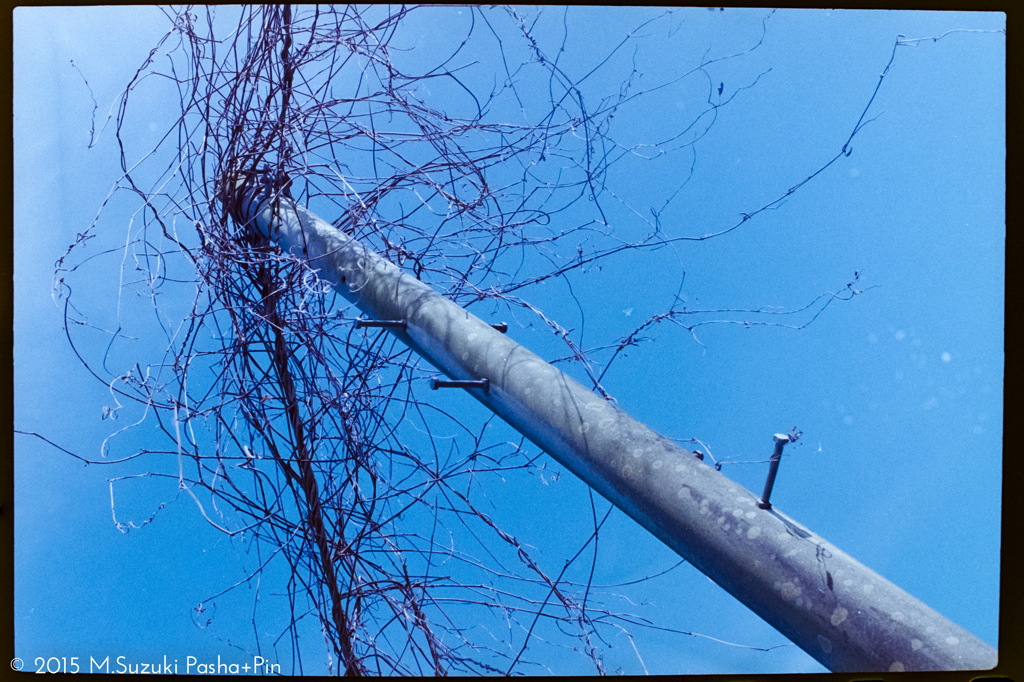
[30, 5, 961, 675]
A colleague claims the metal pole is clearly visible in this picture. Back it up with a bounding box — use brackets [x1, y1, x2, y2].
[221, 176, 997, 673]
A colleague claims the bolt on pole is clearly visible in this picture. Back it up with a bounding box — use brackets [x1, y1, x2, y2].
[758, 434, 790, 510]
[220, 175, 997, 673]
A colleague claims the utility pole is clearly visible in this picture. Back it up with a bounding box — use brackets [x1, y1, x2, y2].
[222, 173, 997, 673]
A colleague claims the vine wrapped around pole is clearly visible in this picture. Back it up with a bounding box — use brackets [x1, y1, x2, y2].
[220, 169, 997, 673]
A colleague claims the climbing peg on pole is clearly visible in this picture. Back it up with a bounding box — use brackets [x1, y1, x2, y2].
[758, 433, 790, 510]
[430, 377, 490, 393]
[356, 319, 407, 331]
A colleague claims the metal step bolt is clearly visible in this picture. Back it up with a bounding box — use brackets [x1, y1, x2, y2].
[356, 318, 407, 331]
[757, 433, 790, 510]
[430, 377, 490, 394]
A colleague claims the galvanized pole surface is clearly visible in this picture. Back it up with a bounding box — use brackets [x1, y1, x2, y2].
[223, 177, 997, 673]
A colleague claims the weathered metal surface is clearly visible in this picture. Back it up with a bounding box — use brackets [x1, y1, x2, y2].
[223, 176, 997, 672]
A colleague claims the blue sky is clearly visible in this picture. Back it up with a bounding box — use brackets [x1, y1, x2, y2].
[14, 7, 1004, 676]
